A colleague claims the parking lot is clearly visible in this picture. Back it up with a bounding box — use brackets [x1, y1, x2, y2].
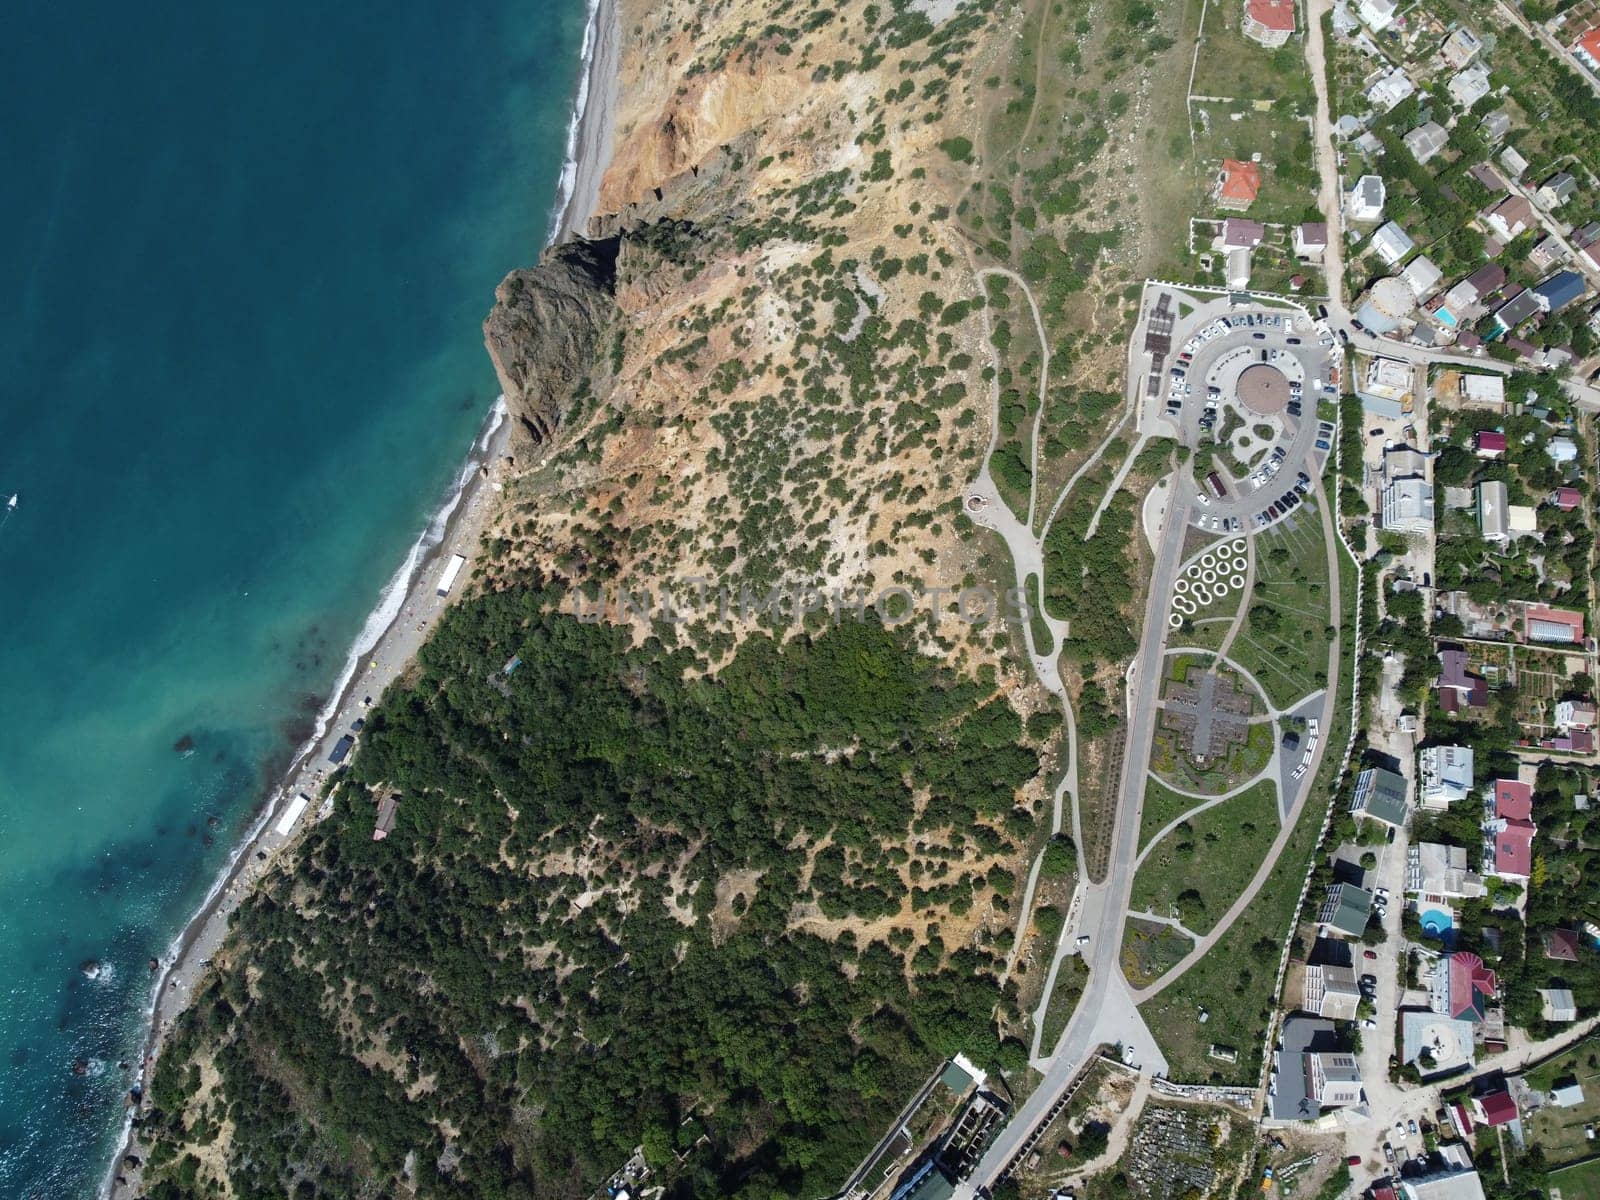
[1145, 299, 1340, 537]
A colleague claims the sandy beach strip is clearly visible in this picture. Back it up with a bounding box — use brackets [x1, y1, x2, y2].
[102, 2, 621, 1192]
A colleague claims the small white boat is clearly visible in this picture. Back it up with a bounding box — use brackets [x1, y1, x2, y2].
[5, 494, 14, 511]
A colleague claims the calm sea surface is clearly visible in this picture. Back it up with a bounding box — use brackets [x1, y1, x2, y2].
[0, 2, 586, 1192]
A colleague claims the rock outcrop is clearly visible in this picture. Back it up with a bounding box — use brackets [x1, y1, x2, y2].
[483, 235, 620, 454]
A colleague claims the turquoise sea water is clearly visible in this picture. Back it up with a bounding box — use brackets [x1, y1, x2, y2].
[0, 2, 587, 1193]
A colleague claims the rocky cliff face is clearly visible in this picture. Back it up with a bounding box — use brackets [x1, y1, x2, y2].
[482, 235, 620, 454]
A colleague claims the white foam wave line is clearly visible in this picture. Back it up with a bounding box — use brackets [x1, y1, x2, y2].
[545, 0, 602, 245]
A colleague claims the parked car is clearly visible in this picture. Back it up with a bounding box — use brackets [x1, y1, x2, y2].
[1364, 949, 1378, 960]
[1408, 1119, 1418, 1136]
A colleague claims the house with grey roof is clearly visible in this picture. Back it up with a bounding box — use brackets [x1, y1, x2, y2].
[1351, 766, 1409, 827]
[1447, 64, 1492, 109]
[1480, 109, 1511, 143]
[1404, 121, 1449, 164]
[1319, 883, 1374, 937]
[1402, 254, 1444, 299]
[1538, 171, 1578, 209]
[1370, 220, 1415, 265]
[1347, 174, 1386, 221]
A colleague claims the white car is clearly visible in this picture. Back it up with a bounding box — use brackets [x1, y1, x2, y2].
[1076, 934, 1091, 947]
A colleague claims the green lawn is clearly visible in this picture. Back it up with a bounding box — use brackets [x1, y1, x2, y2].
[1190, 105, 1320, 226]
[1140, 504, 1355, 1083]
[1548, 1156, 1600, 1198]
[1232, 510, 1333, 709]
[1140, 776, 1206, 853]
[1037, 954, 1090, 1057]
[1524, 1040, 1600, 1169]
[1129, 780, 1280, 935]
[1123, 918, 1195, 990]
[1189, 1, 1313, 106]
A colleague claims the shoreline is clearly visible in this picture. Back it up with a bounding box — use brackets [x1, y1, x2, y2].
[101, 0, 621, 1192]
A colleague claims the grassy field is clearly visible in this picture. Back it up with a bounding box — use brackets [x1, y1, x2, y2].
[1232, 508, 1333, 709]
[1123, 917, 1196, 989]
[1038, 954, 1091, 1056]
[1140, 501, 1355, 1083]
[1129, 779, 1280, 935]
[1140, 776, 1207, 853]
[1547, 1155, 1600, 1197]
[1188, 0, 1313, 106]
[1151, 712, 1274, 795]
[1190, 104, 1320, 227]
[1524, 1039, 1600, 1168]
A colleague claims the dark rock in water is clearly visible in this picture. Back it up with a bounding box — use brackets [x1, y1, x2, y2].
[172, 734, 195, 754]
[185, 824, 197, 838]
[119, 1060, 130, 1070]
[206, 814, 220, 829]
[71, 1058, 89, 1076]
[484, 235, 620, 453]
[202, 834, 214, 847]
[80, 959, 102, 980]
[148, 957, 160, 973]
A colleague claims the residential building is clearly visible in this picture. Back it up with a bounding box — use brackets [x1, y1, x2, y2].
[1492, 287, 1542, 332]
[1370, 220, 1416, 266]
[1477, 479, 1508, 543]
[1308, 1051, 1364, 1107]
[1218, 159, 1262, 210]
[1226, 247, 1253, 290]
[1305, 962, 1363, 1019]
[1402, 254, 1443, 299]
[1500, 145, 1530, 180]
[1399, 1164, 1487, 1200]
[1404, 121, 1449, 164]
[1441, 26, 1483, 68]
[1407, 841, 1486, 899]
[1508, 504, 1537, 537]
[1545, 927, 1580, 960]
[1538, 171, 1578, 209]
[1525, 603, 1584, 643]
[1541, 988, 1579, 1022]
[1473, 1090, 1518, 1127]
[1466, 162, 1508, 196]
[1552, 485, 1581, 510]
[1483, 195, 1534, 242]
[1486, 778, 1535, 881]
[1294, 222, 1328, 259]
[1419, 745, 1474, 809]
[372, 792, 399, 841]
[1220, 216, 1265, 249]
[1534, 270, 1586, 314]
[1347, 174, 1386, 221]
[1366, 66, 1415, 111]
[1530, 235, 1566, 271]
[1480, 109, 1512, 143]
[1382, 478, 1435, 534]
[1458, 374, 1505, 409]
[1447, 63, 1492, 109]
[1243, 0, 1296, 46]
[1437, 646, 1489, 713]
[1552, 1079, 1586, 1106]
[1473, 430, 1506, 458]
[1318, 883, 1374, 938]
[1430, 951, 1498, 1022]
[1352, 766, 1409, 827]
[1271, 1016, 1341, 1121]
[1384, 444, 1428, 481]
[1555, 700, 1596, 731]
[1547, 436, 1580, 464]
[1358, 0, 1397, 32]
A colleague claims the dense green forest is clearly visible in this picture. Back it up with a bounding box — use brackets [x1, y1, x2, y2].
[139, 581, 1047, 1199]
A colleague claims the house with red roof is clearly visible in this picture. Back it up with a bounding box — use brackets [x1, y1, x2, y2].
[1473, 1089, 1518, 1127]
[1244, 0, 1296, 46]
[1575, 25, 1600, 73]
[1474, 430, 1506, 458]
[1545, 928, 1580, 961]
[1494, 779, 1532, 819]
[1553, 485, 1581, 511]
[1218, 159, 1262, 211]
[1485, 779, 1535, 880]
[1432, 951, 1498, 1022]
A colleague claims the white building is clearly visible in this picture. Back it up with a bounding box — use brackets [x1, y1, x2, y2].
[1402, 254, 1444, 299]
[1403, 121, 1449, 164]
[1358, 0, 1397, 31]
[1370, 220, 1416, 266]
[1447, 63, 1492, 109]
[1347, 174, 1387, 222]
[1367, 67, 1416, 111]
[1382, 478, 1435, 534]
[1419, 745, 1474, 810]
